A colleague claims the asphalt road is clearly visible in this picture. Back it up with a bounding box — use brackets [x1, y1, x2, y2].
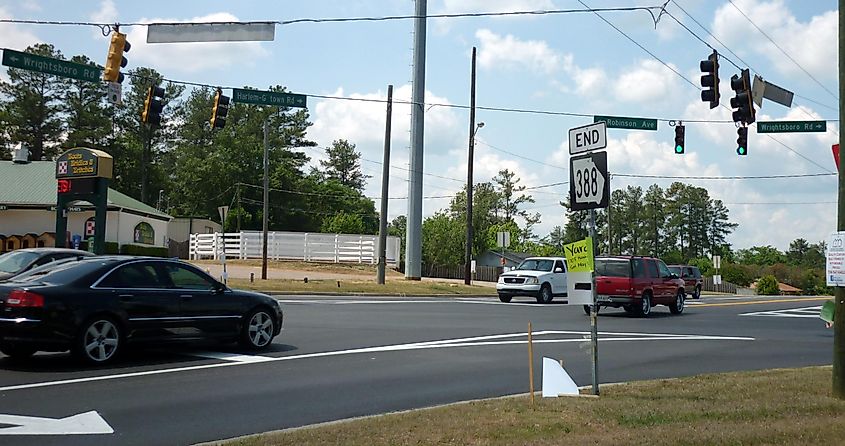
[0, 294, 834, 445]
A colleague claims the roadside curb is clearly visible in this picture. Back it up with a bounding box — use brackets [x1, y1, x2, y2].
[266, 291, 497, 298]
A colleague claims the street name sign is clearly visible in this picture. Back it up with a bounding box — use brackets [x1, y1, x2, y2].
[594, 115, 657, 131]
[568, 121, 607, 155]
[569, 151, 609, 211]
[232, 88, 307, 108]
[2, 49, 101, 83]
[757, 121, 826, 133]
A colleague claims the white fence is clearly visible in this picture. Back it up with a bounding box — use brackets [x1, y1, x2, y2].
[189, 231, 401, 268]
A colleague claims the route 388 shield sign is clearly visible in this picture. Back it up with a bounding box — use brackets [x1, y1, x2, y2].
[569, 151, 609, 211]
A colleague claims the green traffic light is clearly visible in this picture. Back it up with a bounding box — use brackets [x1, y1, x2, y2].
[675, 145, 684, 154]
[737, 146, 747, 156]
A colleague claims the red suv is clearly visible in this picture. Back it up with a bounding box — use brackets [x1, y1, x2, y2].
[590, 256, 686, 317]
[668, 265, 703, 299]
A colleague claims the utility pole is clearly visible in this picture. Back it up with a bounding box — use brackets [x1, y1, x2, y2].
[262, 118, 269, 280]
[465, 47, 478, 286]
[405, 0, 427, 280]
[834, 0, 844, 399]
[377, 85, 394, 285]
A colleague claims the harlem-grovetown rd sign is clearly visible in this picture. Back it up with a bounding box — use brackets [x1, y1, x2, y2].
[2, 49, 101, 83]
[232, 88, 307, 108]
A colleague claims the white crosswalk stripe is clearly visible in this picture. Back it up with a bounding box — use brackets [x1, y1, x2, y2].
[740, 306, 822, 318]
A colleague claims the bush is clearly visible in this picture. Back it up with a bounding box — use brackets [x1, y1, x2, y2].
[756, 275, 780, 295]
[105, 241, 120, 254]
[120, 244, 169, 257]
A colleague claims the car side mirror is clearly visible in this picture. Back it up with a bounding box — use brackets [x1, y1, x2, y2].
[670, 273, 679, 279]
[213, 282, 227, 294]
[554, 267, 564, 273]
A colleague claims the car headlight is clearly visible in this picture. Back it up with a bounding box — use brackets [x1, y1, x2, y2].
[498, 276, 505, 283]
[525, 277, 539, 284]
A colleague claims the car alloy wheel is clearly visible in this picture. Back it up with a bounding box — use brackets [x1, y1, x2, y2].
[537, 284, 553, 304]
[694, 286, 701, 299]
[670, 290, 685, 314]
[243, 309, 275, 349]
[78, 318, 120, 363]
[639, 294, 652, 317]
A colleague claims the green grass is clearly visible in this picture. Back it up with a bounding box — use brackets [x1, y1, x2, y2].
[227, 277, 496, 295]
[210, 367, 845, 446]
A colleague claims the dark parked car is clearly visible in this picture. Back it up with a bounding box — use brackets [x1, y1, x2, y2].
[0, 248, 93, 281]
[668, 265, 703, 299]
[0, 256, 283, 364]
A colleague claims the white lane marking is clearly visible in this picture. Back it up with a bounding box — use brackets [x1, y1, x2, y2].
[0, 330, 754, 393]
[0, 411, 113, 435]
[189, 352, 275, 363]
[740, 305, 822, 318]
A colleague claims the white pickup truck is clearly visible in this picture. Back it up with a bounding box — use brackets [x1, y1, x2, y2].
[495, 257, 568, 304]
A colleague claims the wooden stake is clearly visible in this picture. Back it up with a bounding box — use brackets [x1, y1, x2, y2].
[528, 321, 535, 409]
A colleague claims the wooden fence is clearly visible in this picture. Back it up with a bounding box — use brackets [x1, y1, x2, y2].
[702, 276, 737, 294]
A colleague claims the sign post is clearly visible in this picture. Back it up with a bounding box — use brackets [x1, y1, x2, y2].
[567, 122, 610, 396]
[218, 206, 230, 285]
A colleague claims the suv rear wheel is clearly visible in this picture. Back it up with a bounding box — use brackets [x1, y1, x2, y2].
[693, 285, 701, 299]
[636, 293, 652, 318]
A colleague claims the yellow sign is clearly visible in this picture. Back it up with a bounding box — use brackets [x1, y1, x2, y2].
[55, 147, 113, 179]
[563, 237, 593, 272]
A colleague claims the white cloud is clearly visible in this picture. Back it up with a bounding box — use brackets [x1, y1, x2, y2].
[711, 0, 837, 83]
[123, 13, 269, 74]
[0, 7, 40, 51]
[90, 0, 117, 24]
[612, 60, 682, 103]
[475, 28, 568, 75]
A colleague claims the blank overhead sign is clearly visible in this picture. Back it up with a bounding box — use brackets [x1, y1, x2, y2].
[147, 22, 276, 43]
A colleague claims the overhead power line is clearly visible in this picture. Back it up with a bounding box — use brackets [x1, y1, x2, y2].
[0, 6, 667, 29]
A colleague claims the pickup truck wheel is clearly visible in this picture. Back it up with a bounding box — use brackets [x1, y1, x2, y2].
[536, 284, 553, 304]
[636, 294, 652, 318]
[669, 290, 685, 314]
[498, 294, 512, 303]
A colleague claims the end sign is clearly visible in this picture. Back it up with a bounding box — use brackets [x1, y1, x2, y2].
[569, 121, 607, 155]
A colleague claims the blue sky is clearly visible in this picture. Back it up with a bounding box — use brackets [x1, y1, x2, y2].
[0, 0, 839, 251]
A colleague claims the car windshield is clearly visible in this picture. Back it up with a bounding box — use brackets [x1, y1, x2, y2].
[668, 266, 682, 275]
[515, 259, 554, 272]
[0, 251, 40, 273]
[595, 259, 631, 277]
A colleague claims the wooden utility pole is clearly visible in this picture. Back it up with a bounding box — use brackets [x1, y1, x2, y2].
[464, 47, 477, 286]
[377, 85, 393, 285]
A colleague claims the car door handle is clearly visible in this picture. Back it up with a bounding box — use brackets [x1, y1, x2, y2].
[180, 294, 193, 299]
[118, 294, 134, 300]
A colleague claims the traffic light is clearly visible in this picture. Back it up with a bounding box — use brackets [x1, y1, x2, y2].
[103, 32, 130, 83]
[141, 86, 165, 126]
[210, 89, 230, 129]
[730, 68, 755, 125]
[674, 124, 685, 154]
[736, 126, 748, 156]
[699, 50, 719, 109]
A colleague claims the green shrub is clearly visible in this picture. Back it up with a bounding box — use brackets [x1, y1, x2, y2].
[120, 244, 169, 257]
[756, 275, 780, 295]
[105, 242, 120, 254]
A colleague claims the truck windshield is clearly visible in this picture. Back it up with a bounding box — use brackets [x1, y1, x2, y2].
[595, 259, 631, 278]
[515, 259, 554, 272]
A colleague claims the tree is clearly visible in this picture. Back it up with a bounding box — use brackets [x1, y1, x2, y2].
[756, 275, 780, 295]
[0, 44, 66, 160]
[736, 246, 786, 266]
[421, 212, 465, 268]
[320, 139, 369, 192]
[641, 184, 666, 257]
[449, 182, 502, 258]
[62, 55, 111, 150]
[388, 215, 407, 264]
[321, 212, 366, 234]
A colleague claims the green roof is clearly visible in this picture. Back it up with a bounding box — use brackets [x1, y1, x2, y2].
[0, 161, 171, 220]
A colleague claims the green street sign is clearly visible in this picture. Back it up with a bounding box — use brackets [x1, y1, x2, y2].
[594, 115, 658, 131]
[232, 88, 307, 108]
[756, 120, 827, 133]
[2, 49, 101, 83]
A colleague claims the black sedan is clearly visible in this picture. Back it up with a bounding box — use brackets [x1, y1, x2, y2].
[0, 256, 283, 364]
[0, 247, 93, 281]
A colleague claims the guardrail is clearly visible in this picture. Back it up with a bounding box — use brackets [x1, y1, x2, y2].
[189, 231, 401, 268]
